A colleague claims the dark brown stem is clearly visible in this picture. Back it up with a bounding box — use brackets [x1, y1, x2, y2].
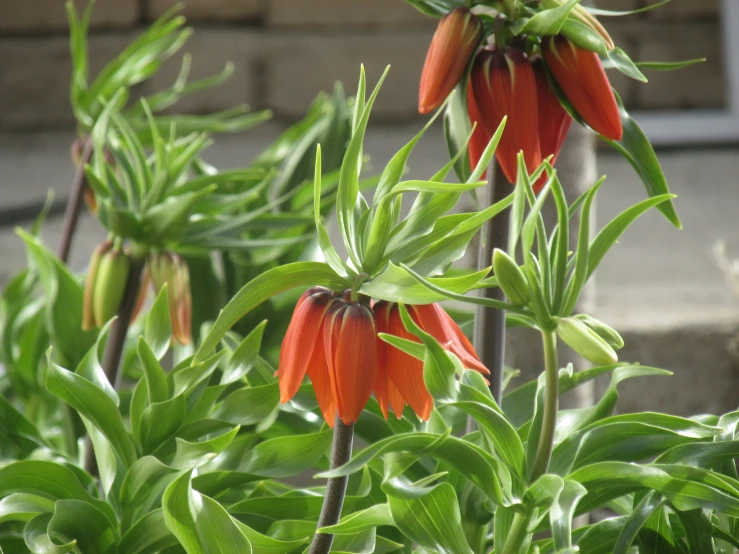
[83, 255, 145, 476]
[310, 420, 355, 554]
[473, 162, 511, 406]
[59, 139, 93, 264]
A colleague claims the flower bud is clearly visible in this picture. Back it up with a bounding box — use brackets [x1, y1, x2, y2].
[542, 35, 622, 141]
[574, 314, 624, 350]
[147, 252, 192, 345]
[419, 7, 483, 114]
[492, 249, 531, 306]
[469, 47, 541, 184]
[82, 241, 112, 331]
[92, 248, 131, 328]
[557, 317, 618, 366]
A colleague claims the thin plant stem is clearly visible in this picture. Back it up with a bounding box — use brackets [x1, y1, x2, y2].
[530, 330, 559, 482]
[474, 161, 511, 405]
[501, 511, 531, 554]
[59, 138, 93, 264]
[84, 255, 145, 475]
[310, 419, 355, 554]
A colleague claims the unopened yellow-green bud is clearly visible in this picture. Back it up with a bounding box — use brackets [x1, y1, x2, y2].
[574, 314, 624, 350]
[557, 316, 618, 366]
[82, 241, 112, 331]
[146, 252, 192, 345]
[92, 249, 131, 327]
[492, 249, 531, 306]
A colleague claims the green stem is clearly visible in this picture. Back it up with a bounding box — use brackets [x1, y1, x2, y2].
[530, 330, 559, 481]
[501, 512, 530, 554]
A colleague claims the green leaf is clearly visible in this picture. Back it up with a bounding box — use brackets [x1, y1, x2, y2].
[239, 430, 332, 478]
[0, 493, 54, 524]
[220, 320, 267, 385]
[0, 461, 115, 526]
[588, 193, 677, 279]
[314, 145, 351, 278]
[614, 491, 665, 554]
[194, 262, 349, 363]
[215, 383, 280, 426]
[139, 394, 187, 455]
[48, 499, 119, 554]
[637, 58, 706, 71]
[608, 47, 648, 82]
[605, 97, 681, 228]
[513, 0, 579, 35]
[551, 480, 588, 550]
[389, 483, 472, 554]
[569, 462, 739, 517]
[144, 284, 172, 360]
[19, 230, 96, 367]
[24, 512, 77, 553]
[138, 337, 170, 405]
[319, 504, 394, 535]
[443, 84, 473, 183]
[587, 0, 672, 16]
[118, 509, 179, 554]
[119, 456, 179, 522]
[172, 426, 240, 470]
[397, 304, 458, 403]
[46, 357, 137, 468]
[163, 472, 252, 554]
[360, 264, 487, 304]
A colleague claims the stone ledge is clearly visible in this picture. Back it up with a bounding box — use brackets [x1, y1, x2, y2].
[264, 0, 434, 28]
[0, 0, 138, 33]
[147, 0, 261, 23]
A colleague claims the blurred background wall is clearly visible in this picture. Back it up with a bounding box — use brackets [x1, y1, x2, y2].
[0, 0, 724, 131]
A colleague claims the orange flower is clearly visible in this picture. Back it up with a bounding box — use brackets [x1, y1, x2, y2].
[466, 78, 492, 179]
[469, 47, 541, 184]
[419, 7, 483, 114]
[374, 302, 489, 421]
[542, 35, 623, 141]
[277, 288, 378, 427]
[278, 290, 489, 425]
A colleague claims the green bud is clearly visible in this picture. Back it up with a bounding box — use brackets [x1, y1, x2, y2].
[82, 241, 111, 331]
[492, 249, 531, 306]
[557, 317, 618, 366]
[93, 249, 131, 327]
[560, 18, 609, 57]
[574, 314, 624, 350]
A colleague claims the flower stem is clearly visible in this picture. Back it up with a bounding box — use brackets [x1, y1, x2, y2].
[310, 419, 355, 554]
[59, 138, 93, 264]
[474, 162, 511, 406]
[530, 330, 559, 482]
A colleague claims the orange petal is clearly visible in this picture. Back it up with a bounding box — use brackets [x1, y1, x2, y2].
[331, 303, 379, 425]
[306, 336, 336, 427]
[466, 79, 491, 177]
[372, 301, 392, 419]
[543, 35, 622, 141]
[419, 7, 482, 114]
[277, 288, 335, 403]
[387, 307, 433, 421]
[534, 60, 573, 168]
[471, 48, 541, 184]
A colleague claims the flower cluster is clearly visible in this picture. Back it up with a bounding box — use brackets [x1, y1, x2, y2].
[277, 287, 488, 426]
[418, 7, 622, 187]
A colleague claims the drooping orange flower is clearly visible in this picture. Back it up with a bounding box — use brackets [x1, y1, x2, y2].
[542, 35, 623, 141]
[147, 252, 193, 345]
[277, 288, 378, 427]
[419, 7, 483, 114]
[373, 301, 489, 421]
[466, 78, 492, 178]
[469, 47, 541, 185]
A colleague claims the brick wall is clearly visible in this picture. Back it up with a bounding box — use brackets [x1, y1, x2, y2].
[0, 0, 723, 131]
